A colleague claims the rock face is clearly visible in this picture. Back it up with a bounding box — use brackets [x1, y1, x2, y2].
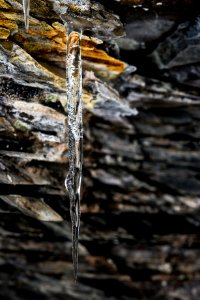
[1, 1, 200, 299]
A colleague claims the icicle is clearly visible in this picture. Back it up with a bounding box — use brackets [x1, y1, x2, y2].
[65, 29, 83, 281]
[22, 0, 30, 32]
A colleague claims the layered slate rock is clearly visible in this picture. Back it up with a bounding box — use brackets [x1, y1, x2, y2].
[1, 0, 200, 300]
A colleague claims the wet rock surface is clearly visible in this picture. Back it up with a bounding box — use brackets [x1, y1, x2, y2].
[1, 0, 200, 299]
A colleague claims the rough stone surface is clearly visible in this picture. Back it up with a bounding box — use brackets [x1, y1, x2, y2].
[1, 1, 200, 299]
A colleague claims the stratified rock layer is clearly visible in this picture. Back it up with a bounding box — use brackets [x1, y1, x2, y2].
[1, 1, 200, 300]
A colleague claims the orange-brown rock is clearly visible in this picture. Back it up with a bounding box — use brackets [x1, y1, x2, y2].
[0, 10, 126, 79]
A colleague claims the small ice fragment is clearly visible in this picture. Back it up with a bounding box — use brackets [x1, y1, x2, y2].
[7, 174, 13, 183]
[22, 0, 30, 32]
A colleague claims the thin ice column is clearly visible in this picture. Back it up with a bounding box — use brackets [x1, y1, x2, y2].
[22, 0, 30, 32]
[65, 31, 83, 281]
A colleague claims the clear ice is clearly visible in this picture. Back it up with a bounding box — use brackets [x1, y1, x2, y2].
[22, 0, 84, 280]
[22, 0, 30, 32]
[65, 30, 83, 281]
